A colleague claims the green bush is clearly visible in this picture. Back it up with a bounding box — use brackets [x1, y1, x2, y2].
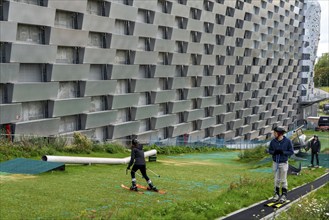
[104, 143, 128, 154]
[238, 145, 268, 162]
[69, 132, 93, 153]
[143, 144, 226, 155]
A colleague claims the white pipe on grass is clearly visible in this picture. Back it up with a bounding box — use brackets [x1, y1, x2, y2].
[42, 149, 157, 165]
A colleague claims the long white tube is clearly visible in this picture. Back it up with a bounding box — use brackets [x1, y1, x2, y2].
[42, 149, 157, 165]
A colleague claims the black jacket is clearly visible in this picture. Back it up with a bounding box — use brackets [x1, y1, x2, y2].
[128, 144, 146, 168]
[269, 136, 294, 163]
[310, 140, 321, 153]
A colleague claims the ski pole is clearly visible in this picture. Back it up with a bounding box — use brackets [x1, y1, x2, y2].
[147, 168, 160, 178]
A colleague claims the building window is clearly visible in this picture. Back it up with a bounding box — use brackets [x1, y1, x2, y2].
[88, 32, 110, 48]
[56, 47, 81, 64]
[17, 24, 46, 44]
[14, 0, 47, 6]
[158, 0, 172, 13]
[115, 20, 134, 35]
[190, 8, 201, 20]
[158, 26, 172, 39]
[55, 10, 81, 29]
[216, 14, 225, 25]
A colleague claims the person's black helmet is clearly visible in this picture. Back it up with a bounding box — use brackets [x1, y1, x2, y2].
[273, 126, 286, 133]
[132, 139, 139, 145]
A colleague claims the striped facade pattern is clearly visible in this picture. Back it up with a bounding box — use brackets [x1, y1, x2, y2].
[0, 0, 306, 143]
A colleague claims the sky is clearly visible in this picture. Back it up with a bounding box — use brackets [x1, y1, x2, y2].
[317, 0, 329, 57]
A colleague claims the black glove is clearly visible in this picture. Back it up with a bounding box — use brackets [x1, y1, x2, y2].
[274, 149, 283, 155]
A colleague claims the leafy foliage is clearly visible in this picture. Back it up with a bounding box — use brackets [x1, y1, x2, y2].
[238, 145, 268, 162]
[314, 53, 329, 87]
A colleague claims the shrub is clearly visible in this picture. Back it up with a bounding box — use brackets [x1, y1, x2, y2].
[70, 132, 93, 154]
[238, 145, 268, 162]
[104, 143, 128, 154]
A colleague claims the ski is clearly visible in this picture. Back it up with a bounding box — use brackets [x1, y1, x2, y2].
[264, 200, 279, 207]
[136, 184, 166, 194]
[273, 200, 290, 208]
[121, 184, 144, 194]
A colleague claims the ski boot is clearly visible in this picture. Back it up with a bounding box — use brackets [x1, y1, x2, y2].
[272, 187, 280, 201]
[279, 188, 288, 203]
[130, 185, 138, 191]
[147, 184, 159, 192]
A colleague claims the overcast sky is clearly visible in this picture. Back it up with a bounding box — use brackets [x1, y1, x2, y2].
[318, 0, 329, 57]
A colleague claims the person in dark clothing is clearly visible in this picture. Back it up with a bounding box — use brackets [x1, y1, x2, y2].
[268, 126, 294, 203]
[127, 139, 158, 192]
[309, 135, 321, 167]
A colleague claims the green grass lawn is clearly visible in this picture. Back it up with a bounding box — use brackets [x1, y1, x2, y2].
[319, 87, 329, 93]
[0, 151, 327, 220]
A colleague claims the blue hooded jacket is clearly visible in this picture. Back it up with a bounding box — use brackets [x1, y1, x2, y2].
[269, 136, 294, 163]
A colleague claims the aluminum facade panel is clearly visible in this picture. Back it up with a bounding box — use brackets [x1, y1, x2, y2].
[83, 48, 116, 64]
[81, 110, 117, 129]
[14, 118, 60, 136]
[6, 2, 55, 26]
[0, 21, 17, 42]
[131, 105, 159, 120]
[0, 63, 19, 83]
[0, 103, 22, 124]
[108, 121, 140, 139]
[81, 80, 116, 96]
[8, 82, 59, 102]
[10, 44, 57, 63]
[47, 64, 89, 81]
[49, 97, 91, 117]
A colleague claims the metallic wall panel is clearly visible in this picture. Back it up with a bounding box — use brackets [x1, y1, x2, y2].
[110, 65, 138, 80]
[151, 90, 176, 104]
[168, 100, 191, 114]
[168, 122, 191, 137]
[8, 82, 59, 102]
[81, 110, 117, 129]
[131, 104, 159, 120]
[83, 48, 116, 64]
[48, 0, 87, 13]
[108, 93, 140, 109]
[184, 109, 204, 122]
[82, 15, 115, 33]
[0, 21, 17, 42]
[49, 97, 91, 117]
[0, 103, 22, 124]
[10, 44, 57, 63]
[49, 28, 88, 47]
[154, 65, 175, 78]
[14, 118, 60, 136]
[198, 117, 216, 129]
[0, 63, 19, 83]
[7, 2, 55, 26]
[108, 121, 140, 139]
[81, 80, 116, 96]
[151, 114, 176, 130]
[131, 78, 159, 93]
[47, 64, 89, 81]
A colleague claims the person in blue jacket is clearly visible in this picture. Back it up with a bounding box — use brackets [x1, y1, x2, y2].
[268, 126, 294, 202]
[127, 139, 158, 192]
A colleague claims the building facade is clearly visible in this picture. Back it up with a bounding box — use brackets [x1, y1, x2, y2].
[0, 0, 319, 143]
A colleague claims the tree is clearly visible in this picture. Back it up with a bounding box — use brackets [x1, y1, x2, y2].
[314, 53, 329, 87]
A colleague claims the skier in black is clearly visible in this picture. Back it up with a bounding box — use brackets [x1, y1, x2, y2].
[309, 135, 321, 168]
[268, 126, 294, 203]
[127, 139, 158, 192]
